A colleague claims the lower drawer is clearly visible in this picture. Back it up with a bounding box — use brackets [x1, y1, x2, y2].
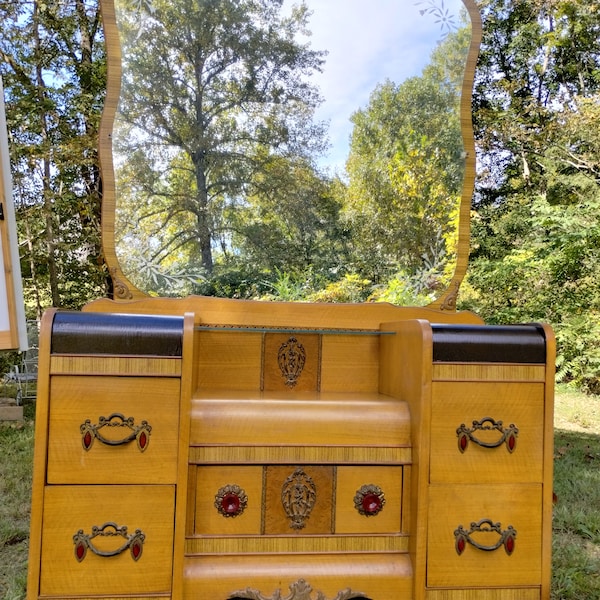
[427, 483, 542, 588]
[183, 553, 412, 599]
[39, 485, 175, 597]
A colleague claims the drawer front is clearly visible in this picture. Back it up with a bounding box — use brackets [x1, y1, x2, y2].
[430, 382, 544, 483]
[47, 376, 180, 484]
[183, 553, 413, 600]
[335, 466, 404, 534]
[39, 485, 175, 596]
[193, 465, 405, 537]
[427, 483, 542, 588]
[195, 466, 263, 535]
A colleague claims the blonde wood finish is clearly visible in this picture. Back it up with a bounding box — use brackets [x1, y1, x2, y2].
[379, 319, 432, 600]
[189, 445, 412, 465]
[39, 485, 175, 596]
[193, 466, 264, 536]
[46, 376, 180, 484]
[26, 310, 55, 599]
[171, 313, 196, 600]
[335, 466, 404, 534]
[30, 299, 553, 599]
[427, 484, 543, 588]
[186, 534, 409, 555]
[84, 295, 484, 328]
[50, 355, 182, 376]
[190, 391, 411, 450]
[433, 363, 546, 382]
[429, 382, 544, 483]
[427, 590, 540, 600]
[183, 554, 413, 599]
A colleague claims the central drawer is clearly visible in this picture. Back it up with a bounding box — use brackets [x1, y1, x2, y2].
[192, 465, 405, 537]
[39, 485, 175, 596]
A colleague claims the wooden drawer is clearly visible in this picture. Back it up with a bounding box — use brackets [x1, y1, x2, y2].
[335, 466, 404, 534]
[193, 465, 405, 537]
[39, 485, 175, 596]
[183, 553, 413, 600]
[430, 382, 544, 483]
[47, 376, 180, 484]
[427, 483, 542, 588]
[194, 466, 263, 535]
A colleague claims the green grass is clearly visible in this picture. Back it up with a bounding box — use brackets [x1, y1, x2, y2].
[1, 390, 599, 599]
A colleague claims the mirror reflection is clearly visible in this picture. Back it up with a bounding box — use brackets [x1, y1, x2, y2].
[110, 0, 472, 304]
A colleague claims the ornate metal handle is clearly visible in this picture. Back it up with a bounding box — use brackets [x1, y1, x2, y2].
[73, 522, 145, 562]
[456, 417, 518, 453]
[80, 413, 151, 452]
[454, 518, 516, 555]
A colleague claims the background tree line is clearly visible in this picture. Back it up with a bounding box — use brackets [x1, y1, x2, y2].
[1, 0, 600, 391]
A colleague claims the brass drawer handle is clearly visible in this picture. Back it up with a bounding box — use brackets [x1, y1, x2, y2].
[456, 417, 518, 453]
[454, 518, 516, 555]
[80, 413, 152, 452]
[73, 522, 145, 562]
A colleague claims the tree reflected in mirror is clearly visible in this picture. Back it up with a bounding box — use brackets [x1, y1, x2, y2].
[110, 0, 473, 303]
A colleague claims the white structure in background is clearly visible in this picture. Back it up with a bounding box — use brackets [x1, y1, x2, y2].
[0, 76, 27, 351]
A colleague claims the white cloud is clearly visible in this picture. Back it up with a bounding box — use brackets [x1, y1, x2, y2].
[282, 0, 468, 173]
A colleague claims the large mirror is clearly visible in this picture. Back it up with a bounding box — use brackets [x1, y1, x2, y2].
[100, 0, 481, 308]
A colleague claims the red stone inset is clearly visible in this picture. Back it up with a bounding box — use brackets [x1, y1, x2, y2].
[131, 540, 142, 560]
[505, 533, 515, 555]
[456, 535, 466, 555]
[221, 493, 241, 515]
[507, 431, 516, 452]
[354, 484, 385, 517]
[138, 431, 147, 449]
[215, 484, 248, 518]
[362, 493, 383, 515]
[75, 542, 86, 561]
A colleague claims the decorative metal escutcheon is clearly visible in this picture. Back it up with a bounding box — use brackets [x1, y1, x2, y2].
[454, 518, 516, 556]
[456, 417, 518, 453]
[278, 337, 306, 388]
[281, 468, 317, 530]
[215, 484, 248, 518]
[80, 413, 152, 452]
[228, 578, 370, 600]
[73, 522, 145, 562]
[353, 484, 386, 517]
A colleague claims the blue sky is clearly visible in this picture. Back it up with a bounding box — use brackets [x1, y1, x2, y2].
[282, 0, 467, 174]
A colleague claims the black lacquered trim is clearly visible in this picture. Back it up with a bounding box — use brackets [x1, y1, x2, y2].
[51, 311, 183, 356]
[432, 324, 546, 364]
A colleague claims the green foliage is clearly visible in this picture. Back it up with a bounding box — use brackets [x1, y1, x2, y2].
[0, 0, 108, 314]
[343, 24, 469, 282]
[114, 0, 328, 281]
[552, 429, 600, 598]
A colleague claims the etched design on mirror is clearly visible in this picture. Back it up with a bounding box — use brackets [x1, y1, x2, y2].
[99, 0, 481, 307]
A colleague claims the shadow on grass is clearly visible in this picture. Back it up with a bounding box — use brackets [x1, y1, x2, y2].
[552, 428, 600, 599]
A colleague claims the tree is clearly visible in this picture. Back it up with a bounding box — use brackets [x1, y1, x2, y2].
[0, 0, 107, 315]
[343, 23, 470, 290]
[464, 0, 600, 390]
[113, 0, 327, 291]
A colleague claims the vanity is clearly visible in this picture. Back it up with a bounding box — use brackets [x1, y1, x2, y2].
[25, 1, 555, 599]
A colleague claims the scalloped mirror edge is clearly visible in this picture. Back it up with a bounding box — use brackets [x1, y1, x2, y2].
[98, 0, 482, 309]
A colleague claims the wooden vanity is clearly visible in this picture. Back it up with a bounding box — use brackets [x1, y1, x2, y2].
[26, 296, 555, 600]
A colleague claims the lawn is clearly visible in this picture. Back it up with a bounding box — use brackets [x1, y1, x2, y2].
[1, 388, 599, 599]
